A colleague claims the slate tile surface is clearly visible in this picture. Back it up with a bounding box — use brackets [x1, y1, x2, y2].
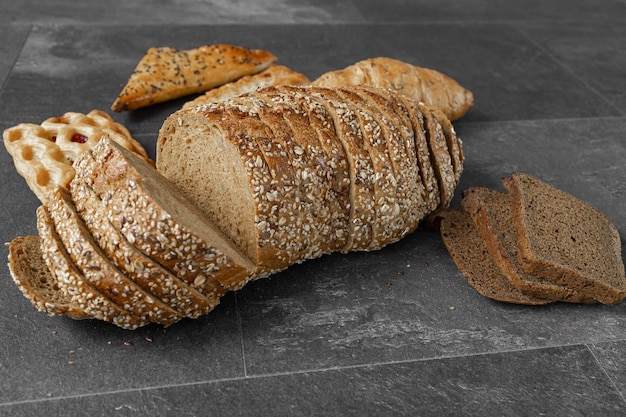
[1, 0, 626, 415]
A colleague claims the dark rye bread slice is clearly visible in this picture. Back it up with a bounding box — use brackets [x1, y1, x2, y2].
[306, 87, 377, 252]
[7, 235, 89, 319]
[461, 187, 595, 303]
[74, 139, 255, 289]
[436, 208, 551, 305]
[70, 180, 221, 318]
[45, 187, 183, 326]
[503, 173, 626, 305]
[36, 206, 148, 329]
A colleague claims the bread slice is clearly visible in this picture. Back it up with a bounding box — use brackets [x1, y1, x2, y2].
[112, 44, 278, 111]
[503, 173, 626, 305]
[36, 205, 148, 329]
[436, 208, 551, 305]
[73, 139, 256, 290]
[182, 65, 310, 110]
[461, 187, 595, 303]
[45, 187, 183, 326]
[305, 87, 377, 252]
[70, 179, 222, 318]
[7, 235, 89, 319]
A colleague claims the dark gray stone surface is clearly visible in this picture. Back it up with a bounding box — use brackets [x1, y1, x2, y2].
[1, 0, 625, 415]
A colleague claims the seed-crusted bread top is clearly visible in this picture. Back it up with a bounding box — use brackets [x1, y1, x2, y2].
[503, 173, 626, 305]
[7, 235, 89, 319]
[36, 205, 147, 329]
[70, 179, 222, 318]
[46, 187, 183, 326]
[436, 208, 551, 305]
[73, 139, 255, 291]
[461, 187, 596, 303]
[157, 85, 463, 275]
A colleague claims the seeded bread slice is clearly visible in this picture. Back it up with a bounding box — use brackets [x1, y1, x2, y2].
[46, 187, 183, 326]
[70, 180, 221, 318]
[36, 206, 147, 329]
[306, 87, 376, 252]
[7, 235, 89, 319]
[436, 208, 551, 305]
[74, 139, 256, 290]
[461, 187, 595, 303]
[503, 173, 626, 305]
[272, 85, 351, 250]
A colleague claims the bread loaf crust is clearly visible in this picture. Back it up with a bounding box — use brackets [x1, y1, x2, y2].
[157, 85, 463, 275]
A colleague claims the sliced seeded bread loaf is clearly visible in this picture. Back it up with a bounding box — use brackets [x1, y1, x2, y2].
[436, 208, 551, 305]
[503, 173, 626, 305]
[36, 205, 147, 329]
[70, 180, 221, 318]
[461, 187, 595, 303]
[157, 85, 462, 275]
[72, 139, 256, 291]
[45, 187, 183, 326]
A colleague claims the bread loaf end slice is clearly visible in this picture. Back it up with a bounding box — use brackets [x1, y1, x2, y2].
[7, 235, 89, 319]
[503, 173, 626, 305]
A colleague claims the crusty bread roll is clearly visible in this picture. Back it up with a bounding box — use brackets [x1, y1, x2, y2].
[312, 57, 474, 121]
[112, 45, 278, 111]
[157, 85, 464, 276]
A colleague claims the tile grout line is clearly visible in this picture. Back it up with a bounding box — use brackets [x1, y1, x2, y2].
[234, 293, 249, 378]
[0, 24, 33, 100]
[0, 342, 608, 409]
[585, 343, 626, 406]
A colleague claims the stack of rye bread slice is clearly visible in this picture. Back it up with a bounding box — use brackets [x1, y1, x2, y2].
[8, 85, 464, 328]
[434, 173, 626, 305]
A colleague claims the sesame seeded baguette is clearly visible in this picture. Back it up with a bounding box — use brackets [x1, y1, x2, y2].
[46, 187, 183, 326]
[461, 187, 595, 303]
[7, 235, 89, 319]
[503, 173, 626, 305]
[436, 208, 552, 305]
[74, 139, 256, 290]
[306, 87, 377, 252]
[70, 180, 222, 318]
[36, 206, 148, 329]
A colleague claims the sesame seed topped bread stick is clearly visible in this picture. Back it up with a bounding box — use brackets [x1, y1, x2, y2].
[112, 45, 278, 112]
[312, 57, 474, 121]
